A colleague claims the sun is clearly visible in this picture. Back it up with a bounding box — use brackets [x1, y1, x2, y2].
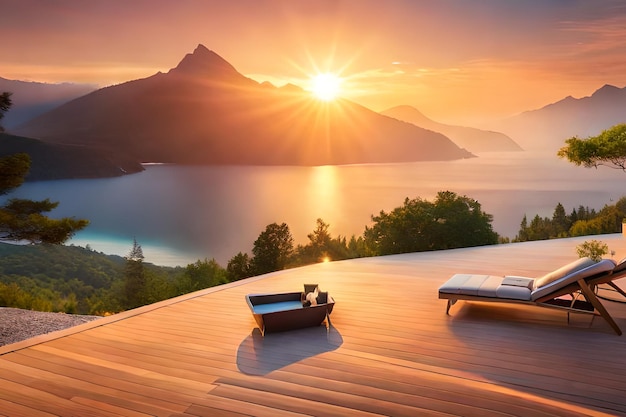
[310, 73, 342, 101]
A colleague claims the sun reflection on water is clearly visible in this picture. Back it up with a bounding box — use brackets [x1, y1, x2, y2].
[308, 165, 341, 218]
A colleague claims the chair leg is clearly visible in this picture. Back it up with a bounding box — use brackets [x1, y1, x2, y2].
[608, 281, 626, 299]
[578, 279, 622, 336]
[446, 299, 456, 314]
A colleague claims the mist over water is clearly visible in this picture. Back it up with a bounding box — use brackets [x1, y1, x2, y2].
[5, 152, 624, 266]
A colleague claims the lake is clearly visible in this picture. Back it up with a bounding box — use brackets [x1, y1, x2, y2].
[4, 151, 624, 266]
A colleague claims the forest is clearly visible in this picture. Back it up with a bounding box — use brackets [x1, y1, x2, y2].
[515, 197, 626, 242]
[2, 191, 625, 316]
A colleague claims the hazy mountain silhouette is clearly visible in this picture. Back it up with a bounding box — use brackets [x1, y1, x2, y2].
[381, 105, 522, 153]
[13, 45, 473, 165]
[0, 77, 96, 129]
[0, 133, 143, 180]
[491, 84, 626, 152]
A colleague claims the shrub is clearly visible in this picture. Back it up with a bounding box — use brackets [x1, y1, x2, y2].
[575, 240, 608, 262]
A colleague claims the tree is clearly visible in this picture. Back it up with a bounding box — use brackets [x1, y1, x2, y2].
[430, 191, 499, 249]
[0, 153, 89, 244]
[364, 192, 498, 256]
[552, 202, 569, 237]
[516, 214, 529, 241]
[0, 152, 29, 194]
[557, 124, 626, 171]
[250, 222, 294, 275]
[308, 218, 332, 251]
[0, 91, 12, 132]
[127, 237, 144, 261]
[226, 252, 252, 281]
[526, 214, 551, 241]
[364, 196, 435, 255]
[346, 235, 371, 258]
[617, 196, 626, 221]
[296, 218, 349, 264]
[570, 204, 622, 237]
[176, 258, 227, 294]
[123, 238, 147, 309]
[0, 95, 88, 244]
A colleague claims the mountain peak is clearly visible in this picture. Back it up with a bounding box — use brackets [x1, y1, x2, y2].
[169, 44, 240, 77]
[591, 84, 624, 99]
[382, 105, 431, 124]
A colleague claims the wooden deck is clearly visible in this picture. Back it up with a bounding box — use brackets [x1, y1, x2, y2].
[2, 234, 626, 416]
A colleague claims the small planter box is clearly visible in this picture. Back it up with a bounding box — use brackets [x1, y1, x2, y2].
[245, 285, 335, 335]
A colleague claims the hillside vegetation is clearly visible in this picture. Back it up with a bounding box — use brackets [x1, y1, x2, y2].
[0, 191, 499, 314]
[2, 192, 625, 316]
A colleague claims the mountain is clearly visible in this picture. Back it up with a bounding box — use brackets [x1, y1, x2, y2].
[491, 84, 626, 152]
[12, 44, 473, 165]
[381, 105, 522, 153]
[0, 133, 143, 181]
[0, 77, 96, 129]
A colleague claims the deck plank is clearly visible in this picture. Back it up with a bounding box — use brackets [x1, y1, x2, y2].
[1, 234, 626, 416]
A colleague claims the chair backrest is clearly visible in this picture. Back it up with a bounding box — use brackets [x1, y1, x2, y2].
[531, 257, 616, 300]
[533, 257, 595, 289]
[612, 257, 626, 275]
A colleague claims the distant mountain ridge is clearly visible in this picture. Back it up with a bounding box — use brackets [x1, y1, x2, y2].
[491, 84, 626, 151]
[381, 105, 522, 153]
[12, 44, 473, 166]
[0, 133, 143, 181]
[0, 77, 96, 129]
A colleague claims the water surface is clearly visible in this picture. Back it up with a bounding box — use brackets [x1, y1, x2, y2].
[6, 152, 623, 266]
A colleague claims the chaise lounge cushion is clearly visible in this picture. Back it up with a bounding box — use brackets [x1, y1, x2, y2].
[439, 273, 532, 301]
[438, 257, 618, 302]
[613, 257, 626, 274]
[530, 258, 616, 300]
[533, 257, 596, 289]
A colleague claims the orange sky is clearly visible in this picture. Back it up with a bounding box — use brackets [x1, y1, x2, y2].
[2, 0, 626, 125]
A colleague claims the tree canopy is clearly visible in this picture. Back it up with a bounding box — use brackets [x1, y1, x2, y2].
[294, 218, 351, 264]
[0, 153, 30, 195]
[364, 191, 499, 255]
[0, 91, 12, 132]
[0, 102, 89, 244]
[557, 124, 626, 171]
[515, 198, 626, 242]
[250, 222, 294, 275]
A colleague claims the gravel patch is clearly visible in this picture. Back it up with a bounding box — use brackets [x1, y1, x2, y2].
[0, 307, 102, 347]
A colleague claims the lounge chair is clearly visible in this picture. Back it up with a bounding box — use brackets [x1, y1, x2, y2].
[438, 257, 626, 335]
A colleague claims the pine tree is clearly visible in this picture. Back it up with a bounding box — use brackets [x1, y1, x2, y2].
[552, 202, 569, 237]
[0, 92, 88, 244]
[123, 238, 146, 309]
[0, 92, 12, 132]
[517, 214, 529, 241]
[127, 237, 144, 261]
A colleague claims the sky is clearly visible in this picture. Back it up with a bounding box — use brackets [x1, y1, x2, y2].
[2, 0, 626, 125]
